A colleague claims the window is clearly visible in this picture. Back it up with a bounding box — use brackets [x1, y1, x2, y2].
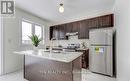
[35, 25, 42, 38]
[22, 20, 44, 45]
[22, 21, 32, 44]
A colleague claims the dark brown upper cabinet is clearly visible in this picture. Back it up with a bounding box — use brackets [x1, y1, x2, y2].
[50, 24, 68, 40]
[78, 20, 89, 39]
[58, 24, 67, 40]
[89, 14, 114, 29]
[51, 26, 59, 40]
[50, 14, 114, 40]
[66, 22, 79, 33]
[66, 23, 73, 33]
[50, 27, 53, 40]
[72, 22, 79, 32]
[98, 14, 114, 28]
[87, 18, 99, 28]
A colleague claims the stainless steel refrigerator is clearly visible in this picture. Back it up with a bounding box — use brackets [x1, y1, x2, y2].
[89, 28, 113, 76]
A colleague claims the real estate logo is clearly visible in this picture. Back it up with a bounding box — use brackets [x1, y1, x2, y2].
[0, 0, 15, 18]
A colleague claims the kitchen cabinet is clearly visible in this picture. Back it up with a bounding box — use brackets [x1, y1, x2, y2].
[50, 25, 67, 40]
[50, 26, 59, 40]
[58, 24, 67, 40]
[82, 50, 89, 69]
[52, 26, 59, 40]
[66, 22, 79, 33]
[72, 22, 79, 32]
[50, 14, 114, 40]
[98, 14, 114, 28]
[21, 51, 82, 81]
[89, 14, 114, 29]
[50, 27, 53, 40]
[76, 49, 89, 69]
[78, 20, 89, 39]
[87, 18, 99, 28]
[66, 23, 73, 33]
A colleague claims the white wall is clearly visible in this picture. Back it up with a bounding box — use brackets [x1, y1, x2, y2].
[0, 16, 3, 75]
[114, 0, 130, 81]
[2, 8, 49, 74]
[0, 17, 1, 75]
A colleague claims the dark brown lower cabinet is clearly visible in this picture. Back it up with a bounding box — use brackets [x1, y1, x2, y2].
[24, 55, 82, 81]
[76, 49, 89, 69]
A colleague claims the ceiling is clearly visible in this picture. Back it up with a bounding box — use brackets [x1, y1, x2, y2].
[15, 0, 115, 25]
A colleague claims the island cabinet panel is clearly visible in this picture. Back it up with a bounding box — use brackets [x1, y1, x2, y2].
[78, 20, 89, 39]
[24, 55, 82, 81]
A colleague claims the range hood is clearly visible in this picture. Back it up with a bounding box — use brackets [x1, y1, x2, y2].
[66, 32, 78, 36]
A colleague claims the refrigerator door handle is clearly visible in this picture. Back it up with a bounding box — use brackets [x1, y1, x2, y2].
[91, 44, 112, 46]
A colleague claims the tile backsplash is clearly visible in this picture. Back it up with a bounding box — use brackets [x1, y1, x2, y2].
[49, 35, 90, 48]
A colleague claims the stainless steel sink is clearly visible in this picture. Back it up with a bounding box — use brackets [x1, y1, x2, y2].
[43, 50, 61, 53]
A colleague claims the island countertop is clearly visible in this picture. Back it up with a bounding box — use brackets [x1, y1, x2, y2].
[14, 49, 83, 63]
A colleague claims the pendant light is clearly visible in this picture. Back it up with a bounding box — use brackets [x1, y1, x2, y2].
[59, 3, 64, 13]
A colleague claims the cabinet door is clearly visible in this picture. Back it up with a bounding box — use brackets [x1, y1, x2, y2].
[50, 27, 53, 40]
[78, 20, 89, 39]
[88, 18, 99, 28]
[58, 24, 67, 40]
[98, 14, 114, 28]
[76, 49, 89, 69]
[72, 22, 79, 32]
[66, 23, 73, 33]
[52, 26, 59, 40]
[50, 26, 58, 40]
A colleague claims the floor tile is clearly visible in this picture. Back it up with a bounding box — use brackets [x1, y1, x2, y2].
[0, 69, 117, 81]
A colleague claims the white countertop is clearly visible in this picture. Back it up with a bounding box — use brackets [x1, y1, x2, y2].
[76, 48, 89, 50]
[14, 49, 83, 63]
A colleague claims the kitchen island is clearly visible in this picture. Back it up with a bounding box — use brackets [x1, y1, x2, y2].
[14, 50, 83, 81]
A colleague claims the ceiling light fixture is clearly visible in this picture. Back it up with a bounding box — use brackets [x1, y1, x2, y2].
[59, 3, 64, 13]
